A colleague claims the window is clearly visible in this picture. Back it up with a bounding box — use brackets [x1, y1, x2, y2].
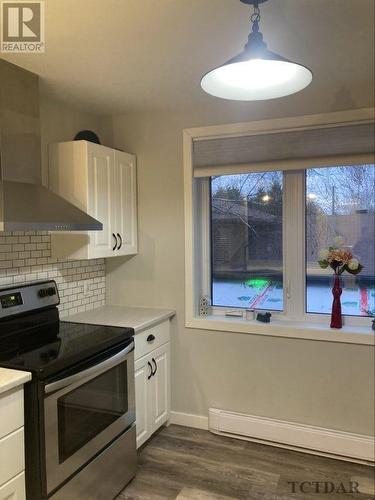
[306, 165, 375, 317]
[211, 172, 283, 311]
[208, 165, 374, 319]
[184, 111, 375, 343]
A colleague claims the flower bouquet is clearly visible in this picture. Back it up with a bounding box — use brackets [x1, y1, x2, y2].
[318, 237, 363, 328]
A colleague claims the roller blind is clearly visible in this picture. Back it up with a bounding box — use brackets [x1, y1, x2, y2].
[192, 122, 375, 177]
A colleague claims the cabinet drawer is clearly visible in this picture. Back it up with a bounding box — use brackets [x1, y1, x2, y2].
[0, 428, 25, 486]
[0, 388, 24, 439]
[135, 321, 170, 360]
[0, 472, 25, 500]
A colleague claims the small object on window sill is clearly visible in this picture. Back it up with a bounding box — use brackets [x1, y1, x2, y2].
[372, 319, 375, 331]
[245, 309, 255, 321]
[225, 309, 244, 318]
[256, 312, 272, 323]
[199, 295, 211, 316]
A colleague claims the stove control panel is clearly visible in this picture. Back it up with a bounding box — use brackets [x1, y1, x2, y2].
[0, 280, 60, 319]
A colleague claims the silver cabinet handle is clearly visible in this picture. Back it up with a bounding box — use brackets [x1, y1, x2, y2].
[112, 233, 118, 251]
[45, 340, 134, 395]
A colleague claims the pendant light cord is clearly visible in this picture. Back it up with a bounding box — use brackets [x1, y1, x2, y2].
[250, 3, 261, 33]
[245, 1, 266, 52]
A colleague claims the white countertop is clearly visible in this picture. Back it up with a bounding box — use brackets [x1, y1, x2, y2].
[65, 305, 175, 333]
[0, 368, 31, 395]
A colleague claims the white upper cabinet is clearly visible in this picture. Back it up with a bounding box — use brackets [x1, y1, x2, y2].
[87, 143, 116, 258]
[114, 151, 138, 255]
[48, 141, 138, 260]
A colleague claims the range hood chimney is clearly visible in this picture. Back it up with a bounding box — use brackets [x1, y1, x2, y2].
[0, 60, 102, 231]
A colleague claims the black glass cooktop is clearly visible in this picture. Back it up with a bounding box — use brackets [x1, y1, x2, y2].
[0, 310, 134, 379]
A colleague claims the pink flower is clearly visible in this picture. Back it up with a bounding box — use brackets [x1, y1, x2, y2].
[328, 249, 353, 264]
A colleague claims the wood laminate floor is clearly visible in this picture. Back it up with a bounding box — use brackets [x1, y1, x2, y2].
[117, 425, 374, 500]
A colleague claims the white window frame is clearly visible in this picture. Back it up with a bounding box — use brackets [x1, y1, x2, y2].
[184, 108, 375, 345]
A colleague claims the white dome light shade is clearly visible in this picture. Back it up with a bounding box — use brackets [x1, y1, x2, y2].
[201, 0, 313, 101]
[201, 58, 313, 101]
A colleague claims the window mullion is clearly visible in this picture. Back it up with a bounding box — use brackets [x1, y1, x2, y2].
[200, 178, 211, 298]
[283, 170, 306, 320]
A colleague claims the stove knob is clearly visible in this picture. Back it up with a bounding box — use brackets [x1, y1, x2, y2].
[38, 287, 56, 298]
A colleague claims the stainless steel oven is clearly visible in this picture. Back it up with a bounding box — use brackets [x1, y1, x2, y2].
[0, 281, 137, 500]
[44, 340, 135, 496]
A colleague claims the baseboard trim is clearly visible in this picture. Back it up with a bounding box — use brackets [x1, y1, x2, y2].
[209, 408, 374, 465]
[169, 411, 209, 430]
[168, 409, 374, 465]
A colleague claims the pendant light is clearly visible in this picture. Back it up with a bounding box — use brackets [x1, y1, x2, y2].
[201, 0, 312, 101]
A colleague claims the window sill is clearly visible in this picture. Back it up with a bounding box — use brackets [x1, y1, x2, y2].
[186, 315, 375, 345]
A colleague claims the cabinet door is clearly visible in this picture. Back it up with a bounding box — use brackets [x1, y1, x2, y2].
[150, 343, 170, 430]
[114, 151, 138, 256]
[87, 144, 116, 258]
[0, 472, 26, 500]
[134, 355, 153, 448]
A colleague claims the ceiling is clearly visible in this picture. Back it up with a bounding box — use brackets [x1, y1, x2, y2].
[2, 0, 374, 115]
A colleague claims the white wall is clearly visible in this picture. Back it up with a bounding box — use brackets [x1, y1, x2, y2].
[106, 97, 374, 436]
[39, 96, 110, 183]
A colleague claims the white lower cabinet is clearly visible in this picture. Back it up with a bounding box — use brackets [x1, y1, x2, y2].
[150, 344, 170, 430]
[134, 321, 171, 448]
[134, 356, 152, 447]
[0, 472, 25, 500]
[0, 387, 27, 500]
[0, 429, 24, 486]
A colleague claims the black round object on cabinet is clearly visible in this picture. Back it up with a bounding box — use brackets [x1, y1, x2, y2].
[74, 130, 101, 144]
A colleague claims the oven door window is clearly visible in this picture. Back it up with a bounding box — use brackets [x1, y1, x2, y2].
[57, 362, 128, 463]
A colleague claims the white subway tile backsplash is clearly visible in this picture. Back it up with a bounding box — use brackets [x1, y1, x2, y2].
[0, 231, 105, 317]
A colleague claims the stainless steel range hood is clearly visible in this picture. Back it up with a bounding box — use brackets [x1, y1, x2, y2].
[0, 60, 102, 231]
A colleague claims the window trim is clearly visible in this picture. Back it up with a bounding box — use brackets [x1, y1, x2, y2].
[184, 108, 375, 346]
[186, 315, 374, 345]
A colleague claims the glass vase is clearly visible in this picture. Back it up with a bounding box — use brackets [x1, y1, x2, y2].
[330, 275, 342, 329]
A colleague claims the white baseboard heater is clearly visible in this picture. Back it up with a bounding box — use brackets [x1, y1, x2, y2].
[208, 408, 374, 464]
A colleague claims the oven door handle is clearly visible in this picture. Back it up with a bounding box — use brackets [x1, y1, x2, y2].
[44, 340, 134, 395]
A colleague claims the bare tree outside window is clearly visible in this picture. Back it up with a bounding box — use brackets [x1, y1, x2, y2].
[211, 172, 283, 310]
[306, 164, 375, 316]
